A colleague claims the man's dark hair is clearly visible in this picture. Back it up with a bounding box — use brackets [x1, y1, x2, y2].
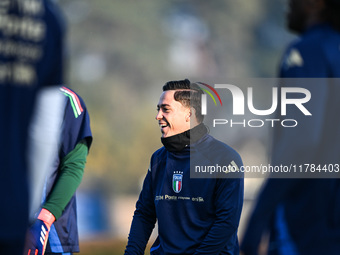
[163, 79, 204, 123]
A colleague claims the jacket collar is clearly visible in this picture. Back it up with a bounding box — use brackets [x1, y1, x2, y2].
[161, 123, 208, 152]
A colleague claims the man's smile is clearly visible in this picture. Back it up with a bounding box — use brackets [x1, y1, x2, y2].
[159, 121, 169, 130]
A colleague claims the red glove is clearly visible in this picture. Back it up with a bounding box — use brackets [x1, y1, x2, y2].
[24, 208, 55, 255]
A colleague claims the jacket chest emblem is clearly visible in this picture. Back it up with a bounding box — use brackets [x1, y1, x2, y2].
[172, 171, 183, 193]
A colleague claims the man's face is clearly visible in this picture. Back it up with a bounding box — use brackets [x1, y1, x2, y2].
[287, 0, 309, 33]
[156, 90, 191, 138]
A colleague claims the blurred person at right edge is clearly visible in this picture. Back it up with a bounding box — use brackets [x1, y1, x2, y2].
[241, 0, 340, 255]
[0, 0, 65, 254]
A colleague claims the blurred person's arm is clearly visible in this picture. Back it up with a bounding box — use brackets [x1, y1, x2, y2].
[27, 87, 65, 221]
[43, 140, 89, 219]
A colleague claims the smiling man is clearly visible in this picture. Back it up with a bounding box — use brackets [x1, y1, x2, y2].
[124, 79, 244, 255]
[156, 89, 193, 138]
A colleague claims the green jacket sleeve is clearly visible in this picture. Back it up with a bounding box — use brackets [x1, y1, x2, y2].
[43, 140, 88, 219]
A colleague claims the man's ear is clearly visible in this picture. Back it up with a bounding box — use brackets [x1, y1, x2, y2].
[186, 112, 191, 122]
[187, 107, 197, 123]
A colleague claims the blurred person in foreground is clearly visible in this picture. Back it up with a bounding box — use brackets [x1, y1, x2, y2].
[241, 0, 340, 254]
[124, 79, 244, 255]
[24, 86, 92, 255]
[0, 0, 65, 254]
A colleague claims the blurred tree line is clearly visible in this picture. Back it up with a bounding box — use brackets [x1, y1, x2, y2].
[57, 0, 294, 194]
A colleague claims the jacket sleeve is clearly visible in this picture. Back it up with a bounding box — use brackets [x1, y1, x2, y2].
[194, 175, 244, 254]
[277, 42, 330, 168]
[125, 167, 157, 255]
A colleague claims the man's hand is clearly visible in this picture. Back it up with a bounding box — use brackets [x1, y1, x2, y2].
[24, 208, 55, 255]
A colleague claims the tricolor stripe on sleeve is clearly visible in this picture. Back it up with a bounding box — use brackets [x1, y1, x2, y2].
[60, 86, 84, 118]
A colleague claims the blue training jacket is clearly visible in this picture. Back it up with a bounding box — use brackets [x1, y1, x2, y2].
[125, 133, 244, 255]
[241, 23, 340, 255]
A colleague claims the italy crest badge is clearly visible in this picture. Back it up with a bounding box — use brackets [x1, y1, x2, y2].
[172, 171, 183, 193]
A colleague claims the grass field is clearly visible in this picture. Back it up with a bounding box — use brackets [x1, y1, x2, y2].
[79, 239, 151, 255]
